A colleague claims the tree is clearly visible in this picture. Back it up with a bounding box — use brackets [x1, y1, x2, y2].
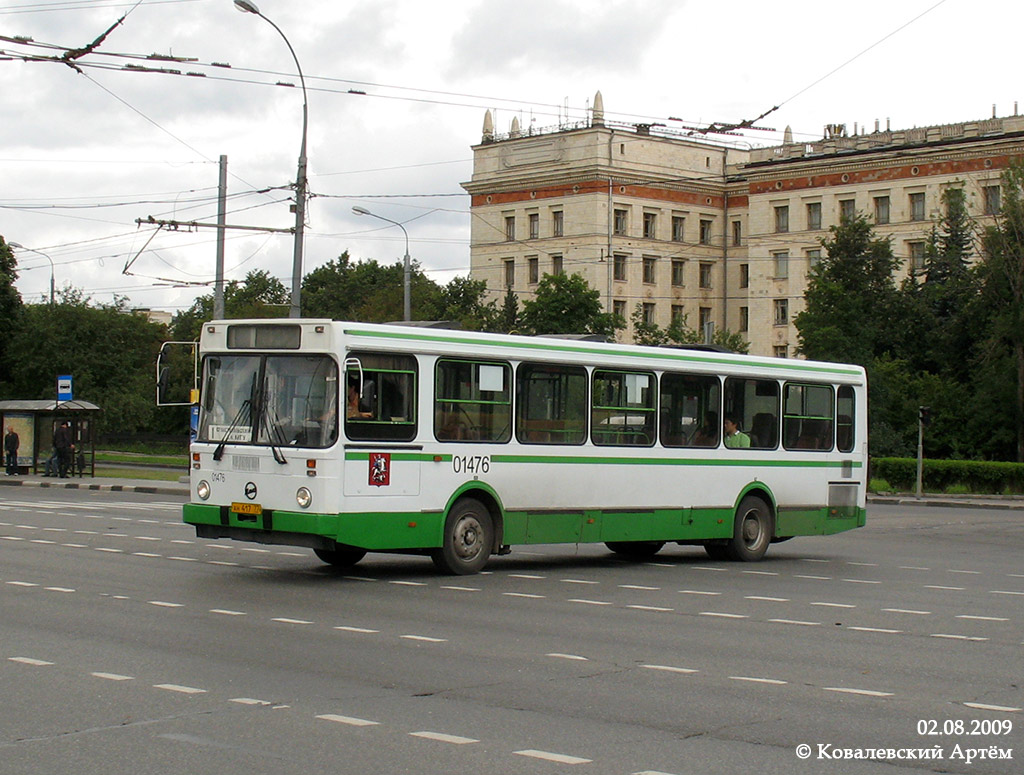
[437, 275, 499, 331]
[977, 162, 1024, 461]
[629, 305, 749, 353]
[518, 273, 621, 338]
[171, 269, 289, 341]
[795, 213, 901, 364]
[497, 287, 519, 333]
[0, 237, 22, 388]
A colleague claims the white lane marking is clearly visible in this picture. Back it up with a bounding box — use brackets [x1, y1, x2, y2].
[503, 592, 546, 599]
[849, 626, 902, 634]
[811, 602, 856, 609]
[957, 615, 1009, 622]
[627, 604, 673, 612]
[801, 558, 830, 563]
[509, 573, 545, 579]
[691, 566, 728, 572]
[133, 552, 161, 558]
[769, 619, 821, 626]
[96, 548, 123, 554]
[334, 625, 379, 633]
[514, 749, 592, 765]
[30, 540, 56, 545]
[1, 536, 25, 541]
[154, 683, 206, 694]
[410, 731, 479, 745]
[317, 714, 379, 726]
[842, 579, 881, 584]
[883, 608, 932, 615]
[389, 581, 427, 587]
[342, 576, 376, 582]
[7, 581, 38, 587]
[170, 539, 194, 544]
[149, 601, 183, 608]
[9, 657, 53, 666]
[949, 569, 981, 575]
[547, 653, 588, 661]
[569, 598, 613, 606]
[208, 561, 240, 567]
[42, 527, 67, 533]
[931, 634, 989, 642]
[746, 596, 789, 602]
[679, 590, 721, 596]
[742, 570, 779, 576]
[642, 664, 697, 674]
[240, 547, 270, 554]
[440, 585, 480, 592]
[990, 590, 1024, 596]
[277, 552, 306, 557]
[169, 557, 198, 562]
[847, 562, 878, 567]
[400, 635, 446, 643]
[794, 574, 831, 580]
[44, 587, 75, 593]
[699, 612, 747, 619]
[561, 579, 600, 585]
[963, 702, 1022, 713]
[925, 585, 965, 591]
[824, 687, 894, 697]
[729, 676, 787, 685]
[92, 672, 134, 681]
[62, 543, 87, 548]
[230, 698, 272, 706]
[619, 584, 660, 590]
[900, 566, 930, 571]
[272, 618, 313, 625]
[210, 609, 247, 616]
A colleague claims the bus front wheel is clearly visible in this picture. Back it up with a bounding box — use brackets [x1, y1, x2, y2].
[726, 496, 773, 561]
[432, 498, 493, 575]
[314, 547, 367, 567]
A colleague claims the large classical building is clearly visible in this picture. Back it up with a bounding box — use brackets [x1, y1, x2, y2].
[462, 93, 1019, 356]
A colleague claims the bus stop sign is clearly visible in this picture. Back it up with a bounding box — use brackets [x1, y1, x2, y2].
[57, 375, 73, 402]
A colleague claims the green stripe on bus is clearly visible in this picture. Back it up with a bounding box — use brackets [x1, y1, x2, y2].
[342, 328, 863, 377]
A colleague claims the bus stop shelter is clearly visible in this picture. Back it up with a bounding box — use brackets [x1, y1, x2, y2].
[0, 399, 99, 476]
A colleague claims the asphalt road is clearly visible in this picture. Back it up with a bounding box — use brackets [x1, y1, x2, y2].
[1, 490, 1021, 775]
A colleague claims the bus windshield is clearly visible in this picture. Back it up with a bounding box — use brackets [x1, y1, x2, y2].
[199, 354, 338, 448]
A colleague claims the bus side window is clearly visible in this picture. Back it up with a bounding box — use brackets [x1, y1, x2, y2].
[837, 385, 855, 453]
[724, 377, 779, 450]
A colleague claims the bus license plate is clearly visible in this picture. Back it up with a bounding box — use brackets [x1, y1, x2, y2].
[231, 502, 263, 516]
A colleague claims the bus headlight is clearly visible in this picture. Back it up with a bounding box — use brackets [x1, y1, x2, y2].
[197, 480, 211, 500]
[296, 487, 312, 509]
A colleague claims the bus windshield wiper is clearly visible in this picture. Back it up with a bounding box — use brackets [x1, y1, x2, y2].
[212, 399, 251, 462]
[259, 375, 288, 465]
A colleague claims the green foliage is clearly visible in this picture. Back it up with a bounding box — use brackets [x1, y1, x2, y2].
[0, 237, 23, 378]
[519, 273, 622, 338]
[871, 457, 1024, 494]
[629, 305, 749, 353]
[171, 269, 289, 341]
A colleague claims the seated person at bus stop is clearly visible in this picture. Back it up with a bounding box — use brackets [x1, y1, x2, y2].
[723, 415, 751, 448]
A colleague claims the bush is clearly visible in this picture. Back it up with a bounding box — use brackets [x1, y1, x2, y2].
[871, 458, 1024, 494]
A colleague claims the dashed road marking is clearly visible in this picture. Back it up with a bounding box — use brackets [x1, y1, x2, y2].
[810, 602, 855, 609]
[334, 625, 379, 633]
[679, 589, 721, 596]
[547, 653, 588, 661]
[963, 702, 1022, 713]
[410, 731, 479, 745]
[883, 608, 931, 615]
[569, 599, 612, 606]
[769, 619, 821, 627]
[824, 687, 894, 698]
[149, 601, 183, 608]
[746, 596, 789, 602]
[957, 615, 1008, 622]
[230, 697, 272, 706]
[210, 609, 247, 616]
[729, 676, 787, 685]
[9, 657, 53, 666]
[317, 714, 379, 727]
[503, 592, 545, 599]
[514, 749, 592, 765]
[272, 618, 313, 625]
[925, 585, 965, 591]
[400, 635, 446, 643]
[154, 683, 206, 694]
[627, 604, 673, 612]
[699, 612, 747, 619]
[931, 634, 988, 642]
[619, 584, 660, 590]
[641, 664, 697, 674]
[91, 672, 134, 681]
[849, 626, 902, 634]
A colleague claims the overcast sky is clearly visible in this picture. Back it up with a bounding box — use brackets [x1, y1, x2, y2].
[1, 0, 1017, 315]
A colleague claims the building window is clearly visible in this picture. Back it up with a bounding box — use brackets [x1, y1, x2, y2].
[699, 219, 713, 245]
[504, 259, 515, 288]
[671, 259, 686, 287]
[698, 307, 712, 331]
[642, 303, 656, 325]
[773, 251, 789, 279]
[874, 195, 890, 225]
[739, 306, 748, 333]
[614, 209, 628, 236]
[806, 202, 822, 230]
[671, 305, 685, 324]
[613, 300, 626, 320]
[551, 254, 563, 275]
[528, 212, 539, 240]
[774, 205, 789, 233]
[643, 212, 657, 239]
[984, 185, 1001, 215]
[699, 262, 713, 289]
[527, 256, 539, 284]
[806, 249, 822, 269]
[773, 298, 788, 326]
[909, 192, 925, 221]
[552, 210, 564, 237]
[672, 216, 685, 242]
[909, 241, 926, 273]
[739, 263, 749, 289]
[839, 199, 856, 221]
[732, 220, 742, 246]
[642, 256, 657, 284]
[613, 253, 627, 281]
[773, 345, 788, 358]
[504, 215, 515, 241]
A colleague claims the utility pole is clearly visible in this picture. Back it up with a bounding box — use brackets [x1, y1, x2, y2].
[916, 406, 930, 497]
[214, 155, 227, 319]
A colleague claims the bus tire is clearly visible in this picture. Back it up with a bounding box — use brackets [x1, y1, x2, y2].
[605, 541, 665, 559]
[314, 547, 367, 567]
[703, 542, 730, 560]
[431, 498, 493, 575]
[726, 496, 773, 561]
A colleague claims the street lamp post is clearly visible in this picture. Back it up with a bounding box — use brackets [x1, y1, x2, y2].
[9, 242, 55, 304]
[352, 206, 411, 322]
[234, 0, 308, 318]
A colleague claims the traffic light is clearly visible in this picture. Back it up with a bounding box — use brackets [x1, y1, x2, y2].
[919, 406, 931, 426]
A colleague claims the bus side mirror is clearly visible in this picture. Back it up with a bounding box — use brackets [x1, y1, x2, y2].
[157, 367, 169, 404]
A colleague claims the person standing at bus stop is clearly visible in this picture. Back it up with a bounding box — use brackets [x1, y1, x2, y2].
[54, 421, 72, 478]
[723, 415, 751, 449]
[4, 425, 19, 475]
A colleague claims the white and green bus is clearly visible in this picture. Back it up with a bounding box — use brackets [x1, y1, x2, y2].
[184, 319, 867, 574]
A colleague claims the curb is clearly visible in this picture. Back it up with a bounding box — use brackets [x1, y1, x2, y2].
[868, 495, 1024, 510]
[0, 479, 188, 497]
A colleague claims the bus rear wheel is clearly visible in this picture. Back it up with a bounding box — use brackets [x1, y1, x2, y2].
[726, 496, 773, 561]
[431, 497, 493, 575]
[314, 547, 367, 567]
[605, 541, 665, 559]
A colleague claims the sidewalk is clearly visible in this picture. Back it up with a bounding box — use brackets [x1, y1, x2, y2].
[868, 492, 1024, 510]
[0, 472, 189, 497]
